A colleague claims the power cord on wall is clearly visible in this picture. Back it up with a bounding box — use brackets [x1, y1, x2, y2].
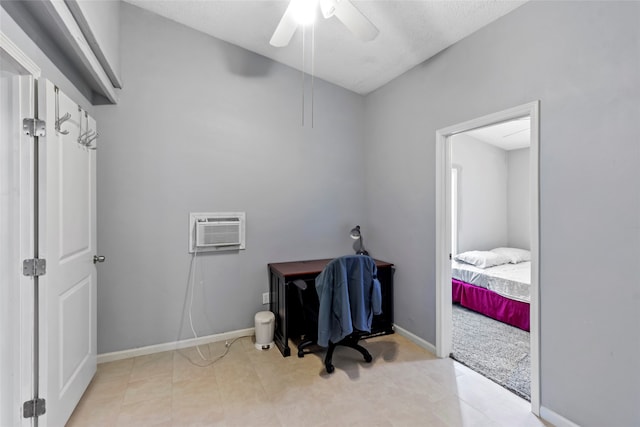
[179, 244, 241, 367]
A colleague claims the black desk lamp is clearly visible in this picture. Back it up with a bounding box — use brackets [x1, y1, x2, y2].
[350, 225, 369, 255]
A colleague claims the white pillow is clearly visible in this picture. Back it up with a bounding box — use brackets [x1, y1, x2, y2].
[454, 250, 510, 269]
[490, 247, 531, 264]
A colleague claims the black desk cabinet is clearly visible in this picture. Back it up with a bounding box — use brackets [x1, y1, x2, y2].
[268, 258, 394, 357]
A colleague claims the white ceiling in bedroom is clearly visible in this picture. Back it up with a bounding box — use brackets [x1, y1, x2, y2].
[123, 0, 528, 95]
[466, 117, 531, 151]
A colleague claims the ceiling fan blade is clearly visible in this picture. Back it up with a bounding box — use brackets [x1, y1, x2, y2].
[332, 0, 378, 42]
[270, 3, 298, 47]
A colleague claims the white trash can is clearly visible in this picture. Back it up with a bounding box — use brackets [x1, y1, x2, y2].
[254, 311, 275, 350]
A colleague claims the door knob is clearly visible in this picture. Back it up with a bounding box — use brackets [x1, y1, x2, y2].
[93, 255, 106, 264]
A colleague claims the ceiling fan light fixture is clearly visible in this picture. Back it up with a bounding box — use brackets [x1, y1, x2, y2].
[270, 0, 377, 47]
[320, 0, 337, 18]
[290, 0, 319, 26]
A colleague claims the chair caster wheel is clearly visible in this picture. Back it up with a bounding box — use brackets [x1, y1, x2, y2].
[326, 364, 335, 374]
[364, 354, 372, 363]
[298, 350, 305, 358]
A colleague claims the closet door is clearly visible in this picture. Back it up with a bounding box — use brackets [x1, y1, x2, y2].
[41, 80, 97, 427]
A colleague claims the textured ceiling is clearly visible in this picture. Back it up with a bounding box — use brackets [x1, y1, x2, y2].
[124, 0, 527, 95]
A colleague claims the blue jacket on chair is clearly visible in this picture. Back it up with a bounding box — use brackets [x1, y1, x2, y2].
[315, 255, 382, 347]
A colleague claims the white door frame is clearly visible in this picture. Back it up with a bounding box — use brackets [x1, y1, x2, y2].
[435, 101, 540, 414]
[0, 32, 41, 427]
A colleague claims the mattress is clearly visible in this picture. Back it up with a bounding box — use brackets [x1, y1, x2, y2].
[452, 260, 531, 303]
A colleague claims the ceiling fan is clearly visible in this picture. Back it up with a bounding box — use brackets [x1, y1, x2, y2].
[270, 0, 379, 47]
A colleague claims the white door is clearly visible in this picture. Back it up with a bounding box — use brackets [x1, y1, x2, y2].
[0, 37, 38, 427]
[40, 80, 97, 426]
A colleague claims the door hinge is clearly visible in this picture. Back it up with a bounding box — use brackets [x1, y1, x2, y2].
[23, 258, 46, 277]
[23, 118, 46, 137]
[23, 398, 46, 418]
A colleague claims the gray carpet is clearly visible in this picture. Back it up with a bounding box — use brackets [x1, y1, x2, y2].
[451, 304, 530, 400]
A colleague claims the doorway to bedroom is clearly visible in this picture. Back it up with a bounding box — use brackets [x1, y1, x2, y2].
[450, 120, 532, 401]
[435, 102, 540, 414]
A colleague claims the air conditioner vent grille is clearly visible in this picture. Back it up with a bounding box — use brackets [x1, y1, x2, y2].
[196, 223, 240, 247]
[189, 212, 246, 253]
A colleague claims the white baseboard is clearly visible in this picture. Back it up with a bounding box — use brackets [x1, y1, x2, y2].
[393, 324, 437, 355]
[540, 406, 581, 427]
[97, 327, 255, 364]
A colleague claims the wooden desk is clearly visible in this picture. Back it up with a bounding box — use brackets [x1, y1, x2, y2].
[268, 258, 394, 357]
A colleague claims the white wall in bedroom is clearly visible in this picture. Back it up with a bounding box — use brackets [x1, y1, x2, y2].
[451, 134, 530, 254]
[507, 148, 530, 250]
[452, 133, 507, 252]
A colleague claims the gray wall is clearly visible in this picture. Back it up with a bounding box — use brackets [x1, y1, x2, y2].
[7, 0, 639, 424]
[66, 0, 121, 87]
[507, 148, 530, 250]
[93, 3, 366, 353]
[451, 133, 508, 253]
[364, 1, 639, 425]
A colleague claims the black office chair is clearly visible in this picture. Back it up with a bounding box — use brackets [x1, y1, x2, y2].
[292, 255, 381, 373]
[290, 279, 319, 357]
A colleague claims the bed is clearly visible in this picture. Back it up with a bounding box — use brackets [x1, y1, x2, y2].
[452, 248, 531, 331]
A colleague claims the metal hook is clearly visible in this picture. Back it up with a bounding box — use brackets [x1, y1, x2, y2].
[55, 112, 71, 135]
[86, 132, 99, 150]
[85, 132, 99, 146]
[77, 106, 84, 144]
[79, 129, 95, 140]
[54, 87, 70, 135]
[75, 106, 98, 150]
[78, 129, 95, 146]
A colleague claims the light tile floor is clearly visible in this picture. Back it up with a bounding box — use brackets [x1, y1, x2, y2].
[66, 334, 552, 427]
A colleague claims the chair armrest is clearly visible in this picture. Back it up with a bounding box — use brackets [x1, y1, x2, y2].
[290, 279, 307, 291]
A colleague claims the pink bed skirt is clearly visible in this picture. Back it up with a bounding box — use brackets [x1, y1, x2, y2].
[452, 278, 530, 331]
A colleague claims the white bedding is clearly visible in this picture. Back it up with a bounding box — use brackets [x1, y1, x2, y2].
[452, 260, 531, 303]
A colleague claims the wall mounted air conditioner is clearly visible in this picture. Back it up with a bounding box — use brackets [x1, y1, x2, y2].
[189, 212, 246, 253]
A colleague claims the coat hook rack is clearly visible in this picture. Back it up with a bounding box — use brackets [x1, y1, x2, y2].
[79, 129, 95, 142]
[87, 136, 99, 150]
[85, 132, 99, 146]
[54, 86, 70, 135]
[77, 109, 98, 150]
